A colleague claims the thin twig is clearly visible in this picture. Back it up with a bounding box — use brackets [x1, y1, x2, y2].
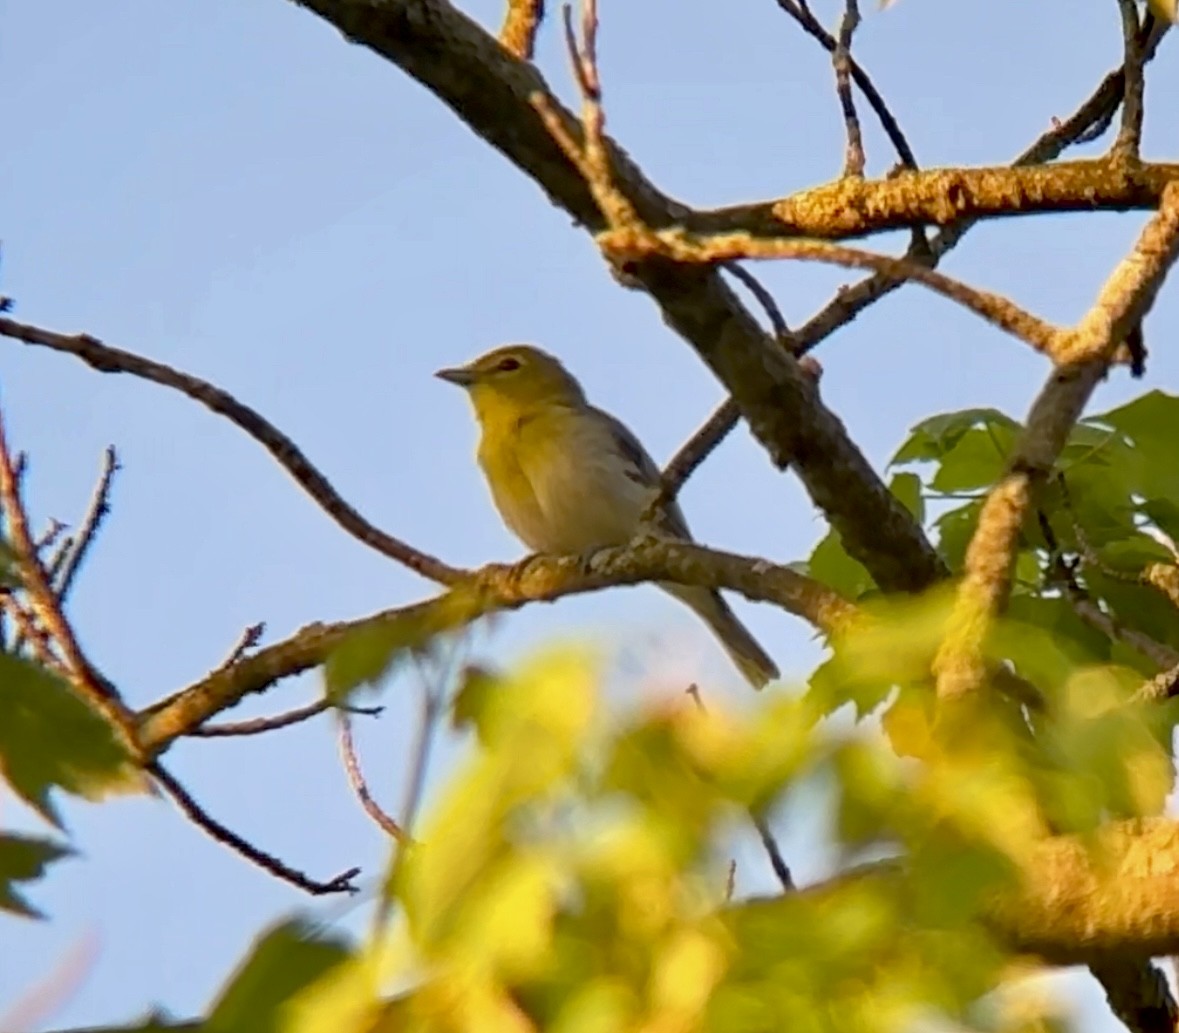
[1040, 507, 1179, 672]
[657, 401, 743, 507]
[1114, 0, 1146, 159]
[373, 666, 448, 933]
[54, 446, 119, 604]
[150, 761, 360, 895]
[833, 0, 865, 178]
[774, 0, 916, 169]
[553, 0, 637, 229]
[753, 815, 795, 891]
[191, 700, 383, 738]
[0, 318, 464, 587]
[338, 714, 411, 843]
[685, 684, 795, 891]
[34, 519, 67, 553]
[723, 263, 796, 344]
[499, 0, 545, 60]
[600, 228, 1068, 361]
[0, 401, 131, 733]
[790, 28, 1171, 356]
[655, 257, 822, 506]
[213, 622, 266, 674]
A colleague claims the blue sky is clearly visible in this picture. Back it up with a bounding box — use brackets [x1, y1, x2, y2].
[1, 1, 1176, 1029]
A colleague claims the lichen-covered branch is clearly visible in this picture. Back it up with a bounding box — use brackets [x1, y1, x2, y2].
[692, 160, 1179, 241]
[498, 0, 544, 59]
[934, 182, 1179, 703]
[597, 227, 1067, 359]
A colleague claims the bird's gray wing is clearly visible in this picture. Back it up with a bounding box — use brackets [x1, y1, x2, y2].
[594, 406, 694, 541]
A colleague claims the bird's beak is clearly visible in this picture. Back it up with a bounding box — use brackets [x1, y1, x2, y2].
[435, 366, 477, 387]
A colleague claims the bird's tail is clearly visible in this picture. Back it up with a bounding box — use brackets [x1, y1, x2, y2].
[660, 583, 779, 690]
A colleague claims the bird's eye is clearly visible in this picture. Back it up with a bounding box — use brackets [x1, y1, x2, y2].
[496, 356, 522, 372]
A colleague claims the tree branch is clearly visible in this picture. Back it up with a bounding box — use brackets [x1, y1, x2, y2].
[0, 317, 463, 586]
[772, 0, 917, 170]
[692, 160, 1179, 242]
[137, 539, 859, 754]
[288, 0, 945, 597]
[933, 182, 1179, 704]
[0, 403, 134, 739]
[499, 0, 544, 60]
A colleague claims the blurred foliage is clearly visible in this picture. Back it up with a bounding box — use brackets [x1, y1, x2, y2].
[7, 393, 1179, 1032]
[183, 624, 1169, 1033]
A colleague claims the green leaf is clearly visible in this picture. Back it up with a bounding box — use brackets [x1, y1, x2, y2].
[891, 408, 1019, 466]
[1142, 497, 1179, 544]
[324, 622, 411, 703]
[1094, 534, 1175, 574]
[450, 663, 501, 741]
[0, 832, 72, 918]
[929, 426, 1015, 493]
[889, 471, 925, 523]
[206, 917, 354, 1033]
[1090, 390, 1179, 501]
[805, 529, 875, 600]
[933, 499, 983, 573]
[324, 590, 484, 703]
[0, 653, 142, 826]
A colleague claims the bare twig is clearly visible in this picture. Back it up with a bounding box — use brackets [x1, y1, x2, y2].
[191, 700, 383, 738]
[1114, 0, 1146, 159]
[832, 0, 865, 178]
[0, 402, 132, 735]
[1071, 592, 1179, 670]
[600, 228, 1069, 361]
[338, 714, 410, 843]
[685, 684, 795, 892]
[753, 815, 795, 891]
[213, 622, 266, 673]
[0, 318, 464, 587]
[723, 263, 796, 344]
[654, 355, 821, 512]
[499, 0, 544, 59]
[649, 263, 803, 509]
[773, 0, 916, 169]
[54, 446, 119, 604]
[150, 761, 360, 895]
[789, 35, 1172, 356]
[34, 519, 67, 554]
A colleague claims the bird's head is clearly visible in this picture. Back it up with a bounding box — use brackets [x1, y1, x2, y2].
[436, 345, 586, 425]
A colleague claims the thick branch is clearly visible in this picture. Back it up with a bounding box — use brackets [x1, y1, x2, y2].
[137, 539, 858, 753]
[288, 0, 944, 595]
[738, 818, 1179, 966]
[934, 183, 1179, 703]
[693, 160, 1179, 242]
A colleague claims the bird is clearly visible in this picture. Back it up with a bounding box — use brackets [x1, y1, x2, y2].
[435, 344, 779, 689]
